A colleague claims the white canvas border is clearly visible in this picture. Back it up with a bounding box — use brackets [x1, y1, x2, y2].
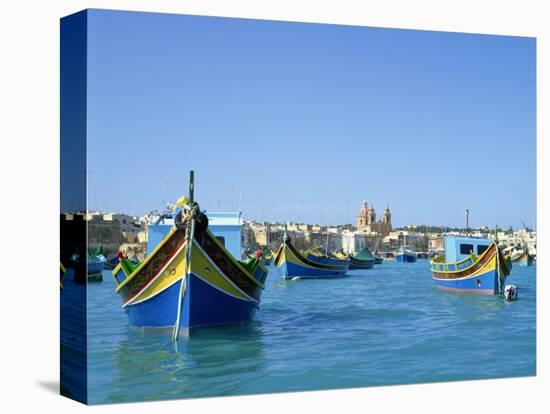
[0, 1, 546, 413]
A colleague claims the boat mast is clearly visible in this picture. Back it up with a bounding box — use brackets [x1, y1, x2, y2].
[173, 170, 195, 342]
[325, 227, 330, 256]
[325, 174, 336, 256]
[466, 209, 470, 237]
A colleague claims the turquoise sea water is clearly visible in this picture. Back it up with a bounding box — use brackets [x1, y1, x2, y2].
[74, 261, 535, 404]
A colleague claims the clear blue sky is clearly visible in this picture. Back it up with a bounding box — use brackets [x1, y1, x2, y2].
[86, 9, 536, 229]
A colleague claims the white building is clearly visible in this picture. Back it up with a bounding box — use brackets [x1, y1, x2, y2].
[341, 229, 379, 255]
[492, 229, 537, 256]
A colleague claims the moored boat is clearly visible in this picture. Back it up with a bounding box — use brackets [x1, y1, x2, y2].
[112, 174, 268, 334]
[508, 246, 534, 267]
[431, 235, 511, 294]
[395, 246, 417, 263]
[305, 247, 350, 269]
[70, 249, 105, 283]
[274, 236, 349, 279]
[395, 231, 417, 262]
[348, 246, 375, 269]
[331, 251, 348, 260]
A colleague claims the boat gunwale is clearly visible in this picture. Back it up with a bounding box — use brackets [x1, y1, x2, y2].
[430, 241, 497, 274]
[114, 226, 180, 293]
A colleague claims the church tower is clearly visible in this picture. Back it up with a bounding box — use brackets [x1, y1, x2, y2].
[368, 205, 376, 225]
[383, 205, 391, 225]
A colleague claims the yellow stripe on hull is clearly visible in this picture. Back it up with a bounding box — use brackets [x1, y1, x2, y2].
[115, 226, 179, 293]
[190, 242, 254, 301]
[279, 244, 317, 269]
[126, 238, 253, 306]
[124, 241, 188, 306]
[432, 251, 497, 281]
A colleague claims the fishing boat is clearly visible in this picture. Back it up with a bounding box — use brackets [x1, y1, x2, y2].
[305, 247, 350, 269]
[347, 246, 375, 269]
[431, 235, 511, 294]
[394, 231, 417, 262]
[373, 251, 384, 264]
[70, 249, 105, 283]
[93, 246, 119, 270]
[508, 246, 534, 267]
[112, 172, 268, 335]
[274, 236, 349, 279]
[395, 246, 417, 263]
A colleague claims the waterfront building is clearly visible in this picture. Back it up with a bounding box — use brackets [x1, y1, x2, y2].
[304, 228, 342, 253]
[383, 230, 427, 251]
[341, 229, 380, 255]
[428, 234, 445, 252]
[61, 212, 148, 260]
[250, 222, 269, 248]
[492, 228, 537, 256]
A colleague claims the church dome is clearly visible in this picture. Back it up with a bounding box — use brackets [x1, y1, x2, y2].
[358, 201, 368, 217]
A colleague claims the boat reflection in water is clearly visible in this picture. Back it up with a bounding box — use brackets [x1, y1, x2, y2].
[103, 323, 266, 402]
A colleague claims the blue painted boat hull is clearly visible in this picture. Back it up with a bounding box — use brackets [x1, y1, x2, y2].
[349, 262, 374, 270]
[71, 259, 104, 282]
[126, 273, 258, 329]
[348, 254, 375, 269]
[281, 259, 348, 279]
[395, 252, 417, 262]
[433, 268, 500, 294]
[88, 260, 105, 275]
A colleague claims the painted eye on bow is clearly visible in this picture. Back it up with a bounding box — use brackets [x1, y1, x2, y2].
[170, 268, 176, 275]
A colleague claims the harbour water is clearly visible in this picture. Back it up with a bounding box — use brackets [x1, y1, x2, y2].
[73, 261, 535, 404]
